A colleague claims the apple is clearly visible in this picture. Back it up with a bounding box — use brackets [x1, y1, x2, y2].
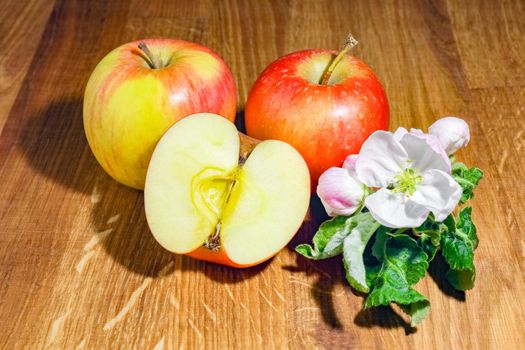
[245, 36, 389, 185]
[144, 113, 310, 268]
[83, 39, 237, 189]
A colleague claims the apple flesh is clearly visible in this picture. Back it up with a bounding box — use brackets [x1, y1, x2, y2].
[144, 113, 311, 267]
[84, 39, 236, 189]
[245, 49, 389, 185]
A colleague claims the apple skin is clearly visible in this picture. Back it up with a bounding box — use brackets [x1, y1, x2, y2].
[186, 247, 249, 268]
[84, 38, 237, 189]
[245, 49, 389, 185]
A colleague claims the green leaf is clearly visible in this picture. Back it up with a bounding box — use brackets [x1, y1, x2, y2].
[414, 214, 442, 235]
[341, 212, 381, 292]
[387, 235, 429, 285]
[419, 234, 438, 261]
[442, 214, 456, 232]
[414, 215, 447, 251]
[371, 226, 390, 261]
[441, 230, 474, 271]
[295, 216, 350, 259]
[446, 267, 476, 290]
[451, 162, 484, 204]
[415, 213, 452, 237]
[457, 207, 478, 249]
[415, 214, 455, 262]
[440, 208, 478, 291]
[365, 263, 381, 288]
[399, 300, 431, 327]
[441, 231, 474, 270]
[364, 235, 430, 325]
[365, 268, 428, 307]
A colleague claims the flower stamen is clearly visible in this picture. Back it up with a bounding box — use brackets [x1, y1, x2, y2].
[392, 168, 422, 196]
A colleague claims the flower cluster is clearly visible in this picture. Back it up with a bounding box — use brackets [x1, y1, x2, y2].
[297, 116, 483, 326]
[317, 117, 470, 228]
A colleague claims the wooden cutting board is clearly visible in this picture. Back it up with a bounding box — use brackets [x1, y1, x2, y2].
[1, 0, 524, 348]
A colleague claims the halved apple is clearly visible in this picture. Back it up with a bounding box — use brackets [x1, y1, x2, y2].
[144, 113, 311, 267]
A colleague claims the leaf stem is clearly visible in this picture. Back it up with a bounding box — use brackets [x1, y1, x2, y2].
[393, 228, 410, 235]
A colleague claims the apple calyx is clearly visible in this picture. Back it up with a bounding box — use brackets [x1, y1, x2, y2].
[204, 222, 222, 250]
[319, 33, 358, 85]
[138, 42, 163, 69]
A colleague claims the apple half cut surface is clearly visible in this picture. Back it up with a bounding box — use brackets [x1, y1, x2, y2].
[144, 113, 310, 268]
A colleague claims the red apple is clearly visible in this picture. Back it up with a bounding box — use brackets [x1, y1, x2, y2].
[245, 40, 389, 185]
[84, 39, 236, 189]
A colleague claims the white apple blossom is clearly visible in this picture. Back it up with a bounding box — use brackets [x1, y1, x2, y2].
[355, 130, 461, 228]
[429, 117, 470, 155]
[394, 127, 450, 171]
[317, 161, 364, 217]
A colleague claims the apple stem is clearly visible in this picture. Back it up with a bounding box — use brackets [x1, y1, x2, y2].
[138, 42, 162, 69]
[319, 33, 358, 85]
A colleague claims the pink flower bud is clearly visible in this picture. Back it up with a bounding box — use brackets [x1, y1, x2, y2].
[342, 154, 358, 173]
[429, 117, 470, 155]
[317, 167, 364, 217]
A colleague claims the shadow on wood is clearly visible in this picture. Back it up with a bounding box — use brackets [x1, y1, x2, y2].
[19, 97, 266, 282]
[284, 254, 344, 329]
[284, 196, 344, 329]
[354, 306, 416, 335]
[90, 178, 268, 282]
[17, 97, 96, 194]
[428, 254, 466, 301]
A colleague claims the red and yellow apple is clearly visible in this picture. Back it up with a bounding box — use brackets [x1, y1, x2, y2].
[245, 46, 389, 185]
[144, 113, 310, 268]
[83, 38, 236, 189]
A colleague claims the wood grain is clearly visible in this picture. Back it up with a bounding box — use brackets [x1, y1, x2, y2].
[0, 0, 524, 349]
[0, 0, 55, 132]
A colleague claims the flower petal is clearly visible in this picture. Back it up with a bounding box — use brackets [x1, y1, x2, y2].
[356, 131, 408, 187]
[409, 128, 449, 160]
[317, 167, 364, 217]
[342, 154, 358, 174]
[399, 132, 451, 173]
[411, 169, 462, 222]
[393, 127, 408, 141]
[364, 188, 429, 228]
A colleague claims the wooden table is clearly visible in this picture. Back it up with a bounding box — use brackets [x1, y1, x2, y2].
[1, 0, 524, 348]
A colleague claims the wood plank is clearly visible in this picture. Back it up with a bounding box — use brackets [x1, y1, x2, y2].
[0, 0, 523, 348]
[447, 0, 525, 89]
[0, 0, 55, 132]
